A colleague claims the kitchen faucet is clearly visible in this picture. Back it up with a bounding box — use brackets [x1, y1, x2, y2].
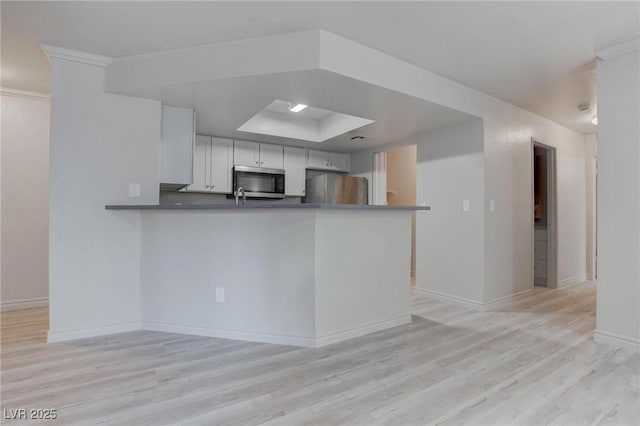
[235, 187, 246, 205]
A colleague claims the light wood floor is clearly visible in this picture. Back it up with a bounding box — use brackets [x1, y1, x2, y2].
[1, 282, 638, 425]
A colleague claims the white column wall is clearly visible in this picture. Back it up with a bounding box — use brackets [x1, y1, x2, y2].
[595, 46, 640, 350]
[48, 58, 161, 341]
[314, 210, 411, 340]
[585, 133, 598, 281]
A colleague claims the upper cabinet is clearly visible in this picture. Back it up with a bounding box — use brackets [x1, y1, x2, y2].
[188, 135, 232, 194]
[307, 149, 350, 172]
[284, 147, 307, 196]
[233, 140, 260, 167]
[160, 105, 195, 189]
[259, 143, 285, 169]
[210, 138, 234, 193]
[234, 140, 284, 169]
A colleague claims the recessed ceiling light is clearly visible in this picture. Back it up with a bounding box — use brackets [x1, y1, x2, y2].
[289, 103, 308, 113]
[592, 116, 598, 126]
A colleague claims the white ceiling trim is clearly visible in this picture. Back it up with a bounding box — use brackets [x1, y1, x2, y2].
[0, 87, 50, 101]
[41, 44, 113, 67]
[596, 39, 640, 61]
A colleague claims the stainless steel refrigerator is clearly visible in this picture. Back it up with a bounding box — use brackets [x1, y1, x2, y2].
[304, 174, 368, 205]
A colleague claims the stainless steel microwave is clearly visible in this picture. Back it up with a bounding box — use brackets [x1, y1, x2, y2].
[232, 166, 286, 199]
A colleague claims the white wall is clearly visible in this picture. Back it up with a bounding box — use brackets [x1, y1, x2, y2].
[415, 120, 486, 305]
[352, 111, 587, 308]
[47, 57, 161, 341]
[340, 29, 589, 306]
[595, 45, 640, 351]
[483, 114, 587, 302]
[140, 210, 318, 344]
[314, 210, 411, 339]
[1, 90, 50, 310]
[585, 133, 597, 280]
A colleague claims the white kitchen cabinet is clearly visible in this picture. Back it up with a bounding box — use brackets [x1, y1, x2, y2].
[189, 135, 210, 192]
[307, 150, 351, 172]
[209, 137, 233, 192]
[233, 140, 260, 167]
[234, 140, 284, 169]
[307, 149, 329, 170]
[188, 136, 232, 194]
[160, 105, 194, 188]
[284, 146, 307, 196]
[328, 152, 351, 172]
[260, 143, 284, 169]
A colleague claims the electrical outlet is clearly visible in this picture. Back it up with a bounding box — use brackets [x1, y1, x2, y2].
[490, 200, 496, 212]
[463, 200, 470, 212]
[128, 183, 141, 198]
[215, 287, 225, 303]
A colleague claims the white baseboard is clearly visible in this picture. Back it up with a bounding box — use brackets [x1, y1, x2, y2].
[594, 329, 640, 352]
[1, 297, 49, 312]
[483, 289, 534, 311]
[415, 287, 533, 312]
[47, 322, 141, 343]
[44, 316, 411, 347]
[141, 321, 316, 347]
[558, 274, 588, 287]
[414, 287, 484, 310]
[314, 315, 411, 347]
[142, 315, 411, 348]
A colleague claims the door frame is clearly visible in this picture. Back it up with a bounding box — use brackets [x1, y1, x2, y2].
[531, 139, 559, 288]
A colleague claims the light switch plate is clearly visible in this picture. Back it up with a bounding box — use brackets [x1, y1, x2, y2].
[128, 183, 141, 198]
[490, 200, 496, 212]
[463, 200, 470, 212]
[215, 287, 225, 303]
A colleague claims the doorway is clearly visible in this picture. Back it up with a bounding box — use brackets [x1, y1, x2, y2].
[532, 140, 558, 288]
[383, 145, 417, 283]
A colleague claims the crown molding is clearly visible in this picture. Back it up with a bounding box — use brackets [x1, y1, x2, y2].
[0, 87, 50, 101]
[41, 44, 113, 67]
[596, 39, 640, 61]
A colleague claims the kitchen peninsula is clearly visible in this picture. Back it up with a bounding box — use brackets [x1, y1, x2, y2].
[106, 203, 429, 347]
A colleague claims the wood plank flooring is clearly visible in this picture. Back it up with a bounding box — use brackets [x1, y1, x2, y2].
[1, 281, 638, 425]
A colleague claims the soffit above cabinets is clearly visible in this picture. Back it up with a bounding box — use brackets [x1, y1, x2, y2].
[99, 31, 478, 153]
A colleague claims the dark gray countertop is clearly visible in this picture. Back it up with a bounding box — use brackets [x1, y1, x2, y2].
[105, 203, 430, 211]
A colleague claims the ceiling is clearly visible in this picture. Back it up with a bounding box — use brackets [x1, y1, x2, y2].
[137, 69, 477, 152]
[2, 1, 639, 134]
